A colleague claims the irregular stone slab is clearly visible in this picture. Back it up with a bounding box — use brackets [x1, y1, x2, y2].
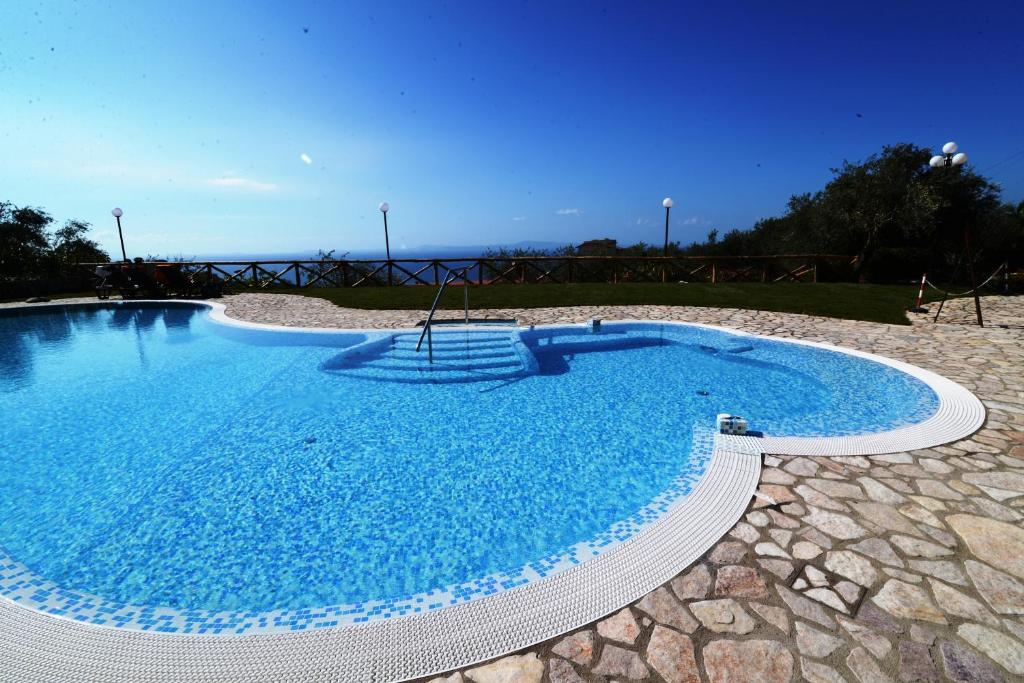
[801, 527, 835, 550]
[703, 639, 794, 683]
[551, 630, 595, 666]
[596, 608, 640, 645]
[967, 496, 1022, 523]
[920, 458, 955, 475]
[847, 646, 894, 683]
[948, 514, 1024, 580]
[850, 538, 904, 568]
[755, 541, 792, 559]
[646, 626, 699, 683]
[856, 601, 903, 634]
[884, 567, 923, 583]
[909, 495, 946, 512]
[750, 602, 790, 634]
[917, 479, 963, 500]
[777, 584, 836, 629]
[547, 659, 585, 683]
[768, 509, 798, 530]
[899, 504, 944, 528]
[466, 654, 544, 683]
[808, 478, 866, 499]
[849, 501, 923, 537]
[890, 534, 954, 559]
[801, 658, 848, 683]
[908, 560, 967, 586]
[802, 506, 868, 540]
[836, 619, 888, 661]
[714, 565, 769, 599]
[730, 521, 760, 544]
[963, 471, 1024, 493]
[806, 587, 849, 614]
[871, 580, 947, 624]
[977, 485, 1019, 502]
[758, 558, 796, 581]
[755, 483, 798, 506]
[793, 541, 823, 560]
[898, 641, 938, 683]
[709, 541, 747, 565]
[859, 476, 908, 504]
[805, 565, 829, 587]
[796, 620, 844, 658]
[921, 525, 957, 548]
[966, 560, 1024, 615]
[785, 457, 819, 476]
[688, 598, 756, 634]
[769, 528, 794, 547]
[635, 587, 699, 633]
[957, 624, 1024, 675]
[797, 486, 850, 512]
[910, 624, 936, 645]
[592, 644, 649, 679]
[940, 640, 1006, 683]
[926, 578, 999, 626]
[826, 550, 879, 588]
[671, 563, 711, 601]
[746, 510, 770, 527]
[762, 468, 797, 485]
[835, 580, 862, 604]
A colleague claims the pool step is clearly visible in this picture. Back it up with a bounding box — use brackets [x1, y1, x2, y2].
[332, 329, 534, 383]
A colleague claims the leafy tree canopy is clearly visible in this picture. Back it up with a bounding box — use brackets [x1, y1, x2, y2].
[0, 202, 110, 281]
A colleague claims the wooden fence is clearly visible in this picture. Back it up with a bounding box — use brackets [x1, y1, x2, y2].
[80, 254, 856, 289]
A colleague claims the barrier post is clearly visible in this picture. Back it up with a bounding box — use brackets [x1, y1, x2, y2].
[908, 273, 928, 313]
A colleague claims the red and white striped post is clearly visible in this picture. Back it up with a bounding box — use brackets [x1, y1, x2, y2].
[908, 272, 928, 312]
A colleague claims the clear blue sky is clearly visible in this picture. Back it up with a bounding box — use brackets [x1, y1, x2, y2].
[2, 1, 1023, 258]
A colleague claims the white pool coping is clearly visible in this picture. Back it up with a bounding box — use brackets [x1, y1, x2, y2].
[0, 300, 985, 682]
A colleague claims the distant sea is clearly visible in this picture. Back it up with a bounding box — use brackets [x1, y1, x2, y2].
[192, 240, 573, 262]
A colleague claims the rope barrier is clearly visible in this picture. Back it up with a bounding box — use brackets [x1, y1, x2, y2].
[923, 263, 1006, 297]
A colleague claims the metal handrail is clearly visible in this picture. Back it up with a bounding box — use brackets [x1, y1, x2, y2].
[415, 266, 471, 362]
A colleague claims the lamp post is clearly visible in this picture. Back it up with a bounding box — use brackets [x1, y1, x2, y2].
[111, 207, 127, 261]
[928, 142, 983, 327]
[662, 197, 673, 256]
[379, 202, 392, 286]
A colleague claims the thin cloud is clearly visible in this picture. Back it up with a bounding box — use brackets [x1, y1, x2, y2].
[635, 217, 651, 225]
[300, 153, 312, 165]
[555, 208, 582, 215]
[206, 176, 278, 192]
[682, 216, 705, 225]
[512, 216, 527, 221]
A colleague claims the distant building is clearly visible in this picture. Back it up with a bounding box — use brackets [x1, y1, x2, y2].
[576, 238, 617, 256]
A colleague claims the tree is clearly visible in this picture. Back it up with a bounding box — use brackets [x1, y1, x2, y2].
[0, 202, 110, 282]
[0, 202, 52, 280]
[673, 143, 1022, 281]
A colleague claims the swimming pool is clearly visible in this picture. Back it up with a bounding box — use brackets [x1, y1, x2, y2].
[0, 301, 984, 677]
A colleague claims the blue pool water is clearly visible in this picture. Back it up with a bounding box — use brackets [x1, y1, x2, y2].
[0, 304, 937, 625]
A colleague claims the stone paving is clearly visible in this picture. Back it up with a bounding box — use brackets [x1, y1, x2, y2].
[4, 292, 1024, 682]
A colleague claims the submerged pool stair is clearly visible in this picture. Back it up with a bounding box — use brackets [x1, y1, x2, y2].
[329, 329, 535, 383]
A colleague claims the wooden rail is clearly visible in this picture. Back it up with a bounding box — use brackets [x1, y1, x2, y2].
[80, 254, 856, 289]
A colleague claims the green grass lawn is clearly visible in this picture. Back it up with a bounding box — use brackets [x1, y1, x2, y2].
[276, 283, 939, 326]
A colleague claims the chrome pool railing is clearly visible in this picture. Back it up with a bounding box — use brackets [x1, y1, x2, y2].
[415, 266, 471, 362]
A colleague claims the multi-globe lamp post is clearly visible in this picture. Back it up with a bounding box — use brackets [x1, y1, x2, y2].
[110, 207, 127, 261]
[928, 142, 983, 327]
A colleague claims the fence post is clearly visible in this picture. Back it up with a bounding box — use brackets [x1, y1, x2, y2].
[294, 263, 301, 288]
[812, 258, 818, 284]
[711, 261, 717, 284]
